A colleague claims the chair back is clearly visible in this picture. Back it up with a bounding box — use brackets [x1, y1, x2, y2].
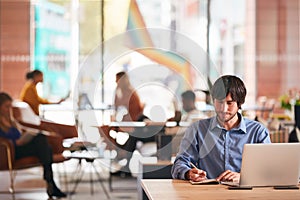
[41, 120, 78, 139]
[97, 125, 118, 151]
[12, 101, 78, 139]
[12, 101, 41, 125]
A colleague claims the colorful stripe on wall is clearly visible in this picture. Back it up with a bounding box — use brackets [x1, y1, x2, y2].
[126, 0, 192, 84]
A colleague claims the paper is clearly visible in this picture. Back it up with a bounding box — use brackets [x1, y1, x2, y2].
[190, 179, 240, 186]
[189, 179, 220, 185]
[18, 133, 36, 144]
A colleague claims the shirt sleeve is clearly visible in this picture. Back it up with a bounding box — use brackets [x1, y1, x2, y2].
[171, 124, 200, 180]
[259, 125, 272, 143]
[0, 127, 22, 146]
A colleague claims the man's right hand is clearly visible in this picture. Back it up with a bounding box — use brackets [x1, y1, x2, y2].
[185, 168, 207, 182]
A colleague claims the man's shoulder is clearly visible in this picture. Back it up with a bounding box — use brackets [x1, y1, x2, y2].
[243, 117, 267, 129]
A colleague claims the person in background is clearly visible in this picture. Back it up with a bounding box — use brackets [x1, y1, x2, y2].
[111, 71, 149, 176]
[20, 70, 64, 115]
[180, 90, 208, 122]
[168, 90, 208, 123]
[0, 92, 66, 198]
[113, 71, 144, 121]
[172, 75, 271, 183]
[289, 105, 300, 142]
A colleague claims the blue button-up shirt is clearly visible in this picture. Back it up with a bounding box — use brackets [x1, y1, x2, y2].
[171, 113, 271, 180]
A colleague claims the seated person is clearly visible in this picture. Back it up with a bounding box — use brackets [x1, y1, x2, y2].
[169, 90, 208, 123]
[20, 69, 64, 115]
[0, 92, 66, 198]
[110, 71, 147, 175]
[113, 91, 206, 176]
[171, 75, 271, 183]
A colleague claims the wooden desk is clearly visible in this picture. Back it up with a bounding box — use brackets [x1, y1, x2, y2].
[141, 179, 300, 200]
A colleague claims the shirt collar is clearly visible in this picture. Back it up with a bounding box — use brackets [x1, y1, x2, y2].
[210, 112, 247, 134]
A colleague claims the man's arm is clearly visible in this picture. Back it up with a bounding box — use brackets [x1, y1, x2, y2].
[171, 124, 203, 180]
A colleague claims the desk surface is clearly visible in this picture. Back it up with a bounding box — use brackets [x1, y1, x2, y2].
[141, 179, 300, 200]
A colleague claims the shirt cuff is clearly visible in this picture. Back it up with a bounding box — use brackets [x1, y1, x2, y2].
[181, 168, 190, 180]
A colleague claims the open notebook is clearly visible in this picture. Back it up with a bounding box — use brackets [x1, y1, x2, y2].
[190, 143, 300, 187]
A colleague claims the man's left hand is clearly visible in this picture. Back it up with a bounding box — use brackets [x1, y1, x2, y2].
[216, 170, 240, 182]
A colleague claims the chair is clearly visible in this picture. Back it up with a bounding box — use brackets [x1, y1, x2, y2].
[12, 101, 78, 139]
[97, 125, 157, 161]
[97, 125, 119, 153]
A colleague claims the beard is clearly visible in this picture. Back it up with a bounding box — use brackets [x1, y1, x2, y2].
[216, 111, 238, 123]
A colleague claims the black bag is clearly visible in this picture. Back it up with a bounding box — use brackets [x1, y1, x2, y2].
[289, 128, 299, 143]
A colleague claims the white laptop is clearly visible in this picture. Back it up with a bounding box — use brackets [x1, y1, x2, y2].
[232, 143, 300, 187]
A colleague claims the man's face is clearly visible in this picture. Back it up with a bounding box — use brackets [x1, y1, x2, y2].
[182, 98, 193, 112]
[214, 93, 239, 123]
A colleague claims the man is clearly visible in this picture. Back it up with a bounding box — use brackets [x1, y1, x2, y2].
[171, 75, 271, 183]
[180, 90, 207, 122]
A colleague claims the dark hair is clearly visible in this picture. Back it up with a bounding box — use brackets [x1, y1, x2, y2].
[116, 71, 126, 78]
[0, 92, 12, 106]
[211, 75, 247, 108]
[181, 90, 196, 102]
[26, 69, 42, 80]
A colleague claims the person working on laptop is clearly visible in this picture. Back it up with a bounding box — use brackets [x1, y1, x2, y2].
[20, 70, 65, 115]
[171, 75, 271, 183]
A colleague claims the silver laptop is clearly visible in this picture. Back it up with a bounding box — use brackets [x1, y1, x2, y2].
[233, 143, 300, 187]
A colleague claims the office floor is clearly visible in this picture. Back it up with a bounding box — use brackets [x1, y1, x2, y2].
[0, 159, 138, 200]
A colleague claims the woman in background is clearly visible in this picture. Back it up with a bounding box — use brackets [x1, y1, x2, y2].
[20, 70, 64, 115]
[0, 92, 66, 198]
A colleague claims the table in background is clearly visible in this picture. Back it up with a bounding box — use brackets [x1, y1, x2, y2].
[141, 179, 300, 200]
[108, 121, 190, 159]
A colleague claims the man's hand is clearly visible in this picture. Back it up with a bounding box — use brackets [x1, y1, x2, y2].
[185, 168, 207, 182]
[216, 170, 240, 182]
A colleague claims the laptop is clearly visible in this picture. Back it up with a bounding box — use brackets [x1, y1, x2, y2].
[78, 93, 94, 110]
[229, 143, 300, 188]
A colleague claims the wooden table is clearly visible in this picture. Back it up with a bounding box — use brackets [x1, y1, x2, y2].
[141, 179, 300, 200]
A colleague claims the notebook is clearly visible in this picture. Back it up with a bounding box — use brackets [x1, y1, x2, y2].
[191, 143, 300, 188]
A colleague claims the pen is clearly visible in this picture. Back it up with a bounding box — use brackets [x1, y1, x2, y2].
[190, 162, 198, 169]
